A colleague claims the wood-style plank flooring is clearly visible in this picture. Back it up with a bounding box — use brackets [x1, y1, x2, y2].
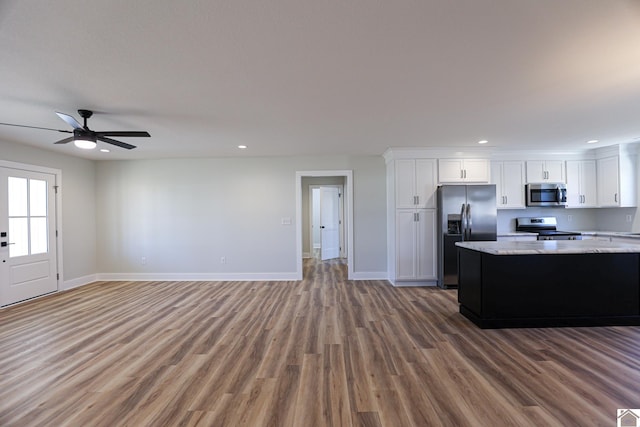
[1, 258, 639, 426]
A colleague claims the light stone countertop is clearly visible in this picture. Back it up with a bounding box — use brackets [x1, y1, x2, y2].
[456, 240, 640, 255]
[579, 231, 640, 238]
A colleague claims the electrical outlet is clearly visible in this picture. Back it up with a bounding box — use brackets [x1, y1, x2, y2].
[567, 215, 572, 222]
[220, 256, 226, 264]
[141, 256, 147, 265]
[626, 214, 632, 222]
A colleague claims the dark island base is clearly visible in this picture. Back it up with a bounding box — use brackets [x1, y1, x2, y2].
[460, 305, 640, 329]
[457, 248, 640, 329]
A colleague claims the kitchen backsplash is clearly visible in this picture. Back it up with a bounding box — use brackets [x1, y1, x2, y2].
[497, 207, 637, 233]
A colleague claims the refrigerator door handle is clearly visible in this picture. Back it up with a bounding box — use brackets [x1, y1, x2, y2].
[466, 203, 472, 239]
[460, 203, 467, 241]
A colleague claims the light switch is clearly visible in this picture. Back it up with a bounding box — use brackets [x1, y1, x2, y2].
[281, 217, 292, 225]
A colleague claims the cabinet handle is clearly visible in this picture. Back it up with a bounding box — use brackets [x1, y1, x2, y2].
[415, 195, 419, 205]
[460, 169, 464, 179]
[504, 195, 507, 204]
[464, 169, 467, 179]
[615, 193, 618, 203]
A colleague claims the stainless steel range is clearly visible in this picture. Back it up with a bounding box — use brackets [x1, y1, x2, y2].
[515, 217, 582, 241]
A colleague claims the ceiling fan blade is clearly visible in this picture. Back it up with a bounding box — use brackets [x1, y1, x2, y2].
[97, 136, 136, 150]
[0, 122, 73, 133]
[56, 111, 84, 130]
[95, 131, 150, 137]
[53, 136, 75, 144]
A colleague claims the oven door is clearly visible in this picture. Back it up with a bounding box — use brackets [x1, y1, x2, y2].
[526, 184, 567, 207]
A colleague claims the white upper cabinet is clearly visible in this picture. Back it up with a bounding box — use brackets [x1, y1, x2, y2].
[491, 161, 525, 209]
[565, 160, 597, 208]
[596, 144, 637, 207]
[395, 159, 437, 208]
[526, 160, 565, 183]
[438, 159, 489, 183]
[597, 156, 622, 207]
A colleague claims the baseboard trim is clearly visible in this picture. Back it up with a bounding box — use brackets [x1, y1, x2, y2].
[389, 280, 438, 287]
[95, 272, 299, 282]
[63, 271, 392, 286]
[350, 272, 390, 281]
[62, 274, 99, 291]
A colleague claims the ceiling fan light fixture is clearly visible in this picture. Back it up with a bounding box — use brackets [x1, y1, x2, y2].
[74, 138, 97, 149]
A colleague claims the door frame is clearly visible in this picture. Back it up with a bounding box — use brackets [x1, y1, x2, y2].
[296, 170, 353, 280]
[0, 160, 63, 292]
[309, 184, 345, 259]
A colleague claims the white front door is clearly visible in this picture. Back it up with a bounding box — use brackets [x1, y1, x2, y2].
[320, 186, 340, 260]
[0, 167, 58, 306]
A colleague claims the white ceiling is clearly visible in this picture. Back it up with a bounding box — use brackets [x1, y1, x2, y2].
[2, 0, 640, 160]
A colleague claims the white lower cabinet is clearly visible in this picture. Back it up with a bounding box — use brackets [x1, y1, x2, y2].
[395, 209, 436, 281]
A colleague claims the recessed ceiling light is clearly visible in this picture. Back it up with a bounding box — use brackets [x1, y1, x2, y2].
[478, 140, 488, 144]
[587, 139, 598, 144]
[238, 145, 248, 149]
[100, 148, 110, 153]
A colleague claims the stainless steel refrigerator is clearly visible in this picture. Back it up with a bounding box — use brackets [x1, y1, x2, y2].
[437, 184, 497, 288]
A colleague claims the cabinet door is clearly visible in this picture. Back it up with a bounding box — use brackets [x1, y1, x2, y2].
[597, 156, 619, 206]
[395, 159, 417, 208]
[438, 159, 464, 182]
[565, 161, 582, 207]
[415, 159, 437, 208]
[526, 160, 546, 182]
[396, 210, 417, 280]
[490, 162, 504, 206]
[492, 161, 525, 208]
[501, 161, 525, 208]
[526, 160, 565, 182]
[581, 160, 597, 207]
[462, 159, 490, 182]
[416, 209, 437, 279]
[545, 160, 565, 182]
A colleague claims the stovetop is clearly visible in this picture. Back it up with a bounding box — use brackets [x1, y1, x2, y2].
[515, 216, 582, 238]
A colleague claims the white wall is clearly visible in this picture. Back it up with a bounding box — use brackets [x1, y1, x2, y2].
[0, 139, 96, 283]
[96, 155, 387, 279]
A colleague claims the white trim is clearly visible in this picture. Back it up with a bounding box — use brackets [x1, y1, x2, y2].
[62, 274, 98, 290]
[350, 272, 390, 280]
[296, 170, 354, 280]
[0, 160, 64, 292]
[96, 272, 299, 282]
[389, 280, 438, 287]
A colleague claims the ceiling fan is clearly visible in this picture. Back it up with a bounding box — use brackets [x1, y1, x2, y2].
[0, 109, 150, 150]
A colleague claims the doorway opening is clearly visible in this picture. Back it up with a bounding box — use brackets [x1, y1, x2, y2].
[309, 184, 344, 261]
[295, 171, 353, 280]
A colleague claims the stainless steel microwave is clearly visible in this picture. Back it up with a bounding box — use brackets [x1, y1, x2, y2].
[526, 183, 567, 207]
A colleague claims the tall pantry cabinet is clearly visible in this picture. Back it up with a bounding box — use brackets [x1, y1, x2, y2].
[386, 156, 438, 285]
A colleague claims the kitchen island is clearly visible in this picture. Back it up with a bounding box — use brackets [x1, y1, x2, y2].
[456, 240, 640, 328]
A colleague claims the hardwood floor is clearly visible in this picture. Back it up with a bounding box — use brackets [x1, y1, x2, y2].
[1, 258, 639, 426]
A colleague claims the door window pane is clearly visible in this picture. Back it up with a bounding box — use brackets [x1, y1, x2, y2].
[9, 218, 28, 257]
[30, 179, 47, 217]
[8, 177, 27, 217]
[30, 217, 48, 254]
